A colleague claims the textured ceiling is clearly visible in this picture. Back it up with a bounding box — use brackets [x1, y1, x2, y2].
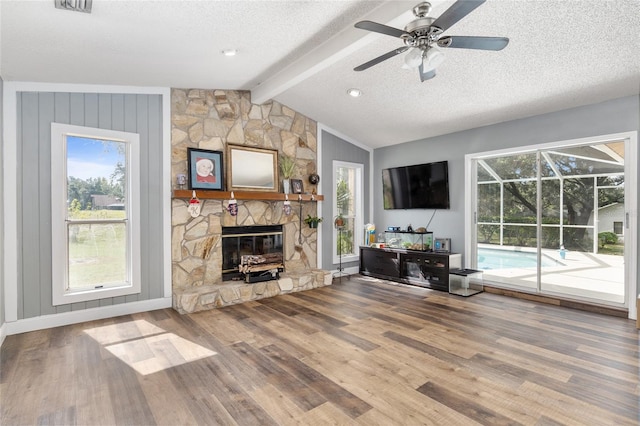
[2, 0, 639, 149]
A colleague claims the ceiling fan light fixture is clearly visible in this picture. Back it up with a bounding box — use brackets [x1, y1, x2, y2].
[404, 48, 423, 69]
[347, 88, 362, 97]
[423, 46, 445, 72]
[54, 0, 92, 13]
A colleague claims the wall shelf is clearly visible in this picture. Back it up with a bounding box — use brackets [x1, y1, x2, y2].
[172, 189, 323, 202]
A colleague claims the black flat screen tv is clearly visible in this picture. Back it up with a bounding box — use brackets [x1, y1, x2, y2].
[382, 160, 450, 209]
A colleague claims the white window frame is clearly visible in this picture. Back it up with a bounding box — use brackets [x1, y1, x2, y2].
[332, 160, 364, 264]
[613, 221, 623, 235]
[51, 123, 141, 305]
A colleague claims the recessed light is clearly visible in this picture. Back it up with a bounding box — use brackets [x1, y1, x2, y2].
[347, 88, 362, 97]
[221, 49, 238, 57]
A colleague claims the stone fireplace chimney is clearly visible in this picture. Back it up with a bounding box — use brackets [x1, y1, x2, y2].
[171, 89, 329, 312]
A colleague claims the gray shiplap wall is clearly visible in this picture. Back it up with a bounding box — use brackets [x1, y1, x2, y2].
[16, 92, 164, 319]
[321, 130, 371, 271]
[0, 76, 4, 327]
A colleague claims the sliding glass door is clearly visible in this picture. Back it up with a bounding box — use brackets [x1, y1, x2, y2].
[470, 136, 633, 308]
[476, 152, 539, 290]
[539, 144, 626, 304]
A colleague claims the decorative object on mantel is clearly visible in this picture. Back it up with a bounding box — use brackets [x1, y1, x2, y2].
[279, 154, 295, 193]
[308, 173, 320, 195]
[227, 144, 279, 193]
[226, 192, 238, 216]
[187, 148, 224, 191]
[188, 191, 201, 218]
[291, 179, 303, 194]
[176, 173, 187, 190]
[308, 173, 320, 185]
[304, 215, 323, 229]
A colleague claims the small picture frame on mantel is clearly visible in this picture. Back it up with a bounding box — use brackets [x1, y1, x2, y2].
[291, 179, 304, 194]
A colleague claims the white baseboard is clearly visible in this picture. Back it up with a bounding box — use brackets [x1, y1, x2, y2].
[3, 297, 172, 337]
[331, 266, 360, 277]
[0, 322, 6, 347]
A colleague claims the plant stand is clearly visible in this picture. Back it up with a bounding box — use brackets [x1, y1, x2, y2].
[334, 225, 349, 283]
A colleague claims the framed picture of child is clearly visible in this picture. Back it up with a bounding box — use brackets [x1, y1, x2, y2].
[187, 148, 224, 190]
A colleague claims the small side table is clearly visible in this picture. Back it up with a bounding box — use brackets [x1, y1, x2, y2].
[449, 268, 483, 296]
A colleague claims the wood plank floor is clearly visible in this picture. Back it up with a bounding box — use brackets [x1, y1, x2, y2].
[2, 275, 639, 425]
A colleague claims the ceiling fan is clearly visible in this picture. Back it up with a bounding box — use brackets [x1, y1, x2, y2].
[354, 0, 509, 82]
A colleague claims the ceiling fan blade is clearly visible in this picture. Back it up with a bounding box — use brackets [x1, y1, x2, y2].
[354, 46, 410, 72]
[431, 0, 486, 32]
[419, 63, 436, 82]
[354, 20, 409, 39]
[438, 35, 509, 51]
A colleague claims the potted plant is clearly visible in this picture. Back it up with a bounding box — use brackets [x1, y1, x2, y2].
[280, 155, 295, 193]
[334, 213, 345, 228]
[304, 215, 323, 228]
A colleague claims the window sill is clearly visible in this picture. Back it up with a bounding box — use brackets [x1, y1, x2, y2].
[53, 284, 140, 306]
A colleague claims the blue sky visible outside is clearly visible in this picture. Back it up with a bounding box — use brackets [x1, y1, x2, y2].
[67, 136, 124, 180]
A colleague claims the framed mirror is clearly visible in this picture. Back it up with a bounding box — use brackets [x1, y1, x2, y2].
[227, 144, 279, 192]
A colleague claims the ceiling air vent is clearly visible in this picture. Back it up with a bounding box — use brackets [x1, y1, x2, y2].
[54, 0, 92, 13]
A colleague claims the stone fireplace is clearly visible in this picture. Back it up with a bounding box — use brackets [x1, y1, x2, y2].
[171, 89, 332, 313]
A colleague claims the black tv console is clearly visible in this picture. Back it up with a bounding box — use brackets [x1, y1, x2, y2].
[359, 246, 461, 292]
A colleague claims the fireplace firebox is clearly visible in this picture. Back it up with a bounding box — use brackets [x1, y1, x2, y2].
[222, 225, 284, 282]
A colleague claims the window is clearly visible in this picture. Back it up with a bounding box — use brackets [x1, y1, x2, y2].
[613, 221, 623, 235]
[333, 161, 363, 264]
[51, 123, 141, 305]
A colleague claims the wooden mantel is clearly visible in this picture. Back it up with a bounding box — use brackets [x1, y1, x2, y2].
[173, 189, 324, 202]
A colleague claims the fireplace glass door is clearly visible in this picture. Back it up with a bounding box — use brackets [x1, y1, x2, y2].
[222, 225, 283, 280]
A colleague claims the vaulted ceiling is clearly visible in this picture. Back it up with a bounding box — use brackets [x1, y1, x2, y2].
[2, 0, 639, 148]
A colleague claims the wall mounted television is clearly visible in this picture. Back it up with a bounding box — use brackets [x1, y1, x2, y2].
[382, 160, 450, 209]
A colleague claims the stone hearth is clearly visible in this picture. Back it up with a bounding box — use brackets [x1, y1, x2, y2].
[173, 270, 332, 314]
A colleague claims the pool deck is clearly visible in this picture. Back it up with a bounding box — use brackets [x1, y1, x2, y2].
[478, 245, 625, 304]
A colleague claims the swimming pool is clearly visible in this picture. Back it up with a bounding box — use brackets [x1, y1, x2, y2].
[477, 247, 559, 270]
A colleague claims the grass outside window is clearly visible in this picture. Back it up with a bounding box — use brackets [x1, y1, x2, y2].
[68, 210, 127, 290]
